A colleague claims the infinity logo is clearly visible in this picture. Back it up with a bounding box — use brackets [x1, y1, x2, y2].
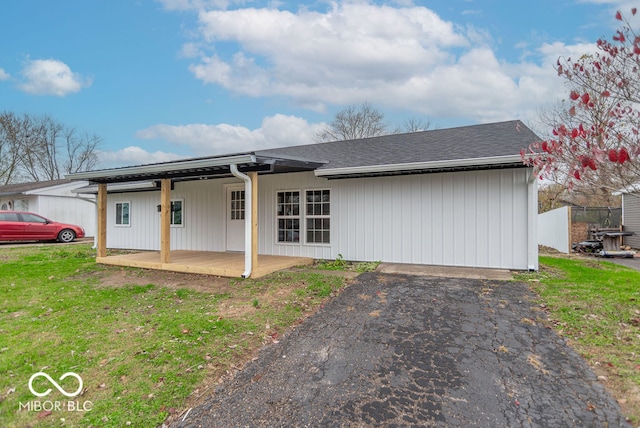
[28, 372, 83, 398]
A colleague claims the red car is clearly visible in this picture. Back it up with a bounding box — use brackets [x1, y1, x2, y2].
[0, 211, 85, 243]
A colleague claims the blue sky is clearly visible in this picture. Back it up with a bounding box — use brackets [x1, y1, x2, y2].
[0, 0, 634, 168]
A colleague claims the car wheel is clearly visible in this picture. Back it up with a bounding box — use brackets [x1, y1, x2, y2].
[58, 229, 76, 243]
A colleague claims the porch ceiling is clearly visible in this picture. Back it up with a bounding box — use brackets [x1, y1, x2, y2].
[97, 250, 314, 278]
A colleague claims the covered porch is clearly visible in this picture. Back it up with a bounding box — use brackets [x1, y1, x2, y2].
[97, 250, 314, 278]
[68, 152, 324, 278]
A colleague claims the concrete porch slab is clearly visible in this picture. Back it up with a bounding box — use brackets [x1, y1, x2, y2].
[377, 262, 513, 281]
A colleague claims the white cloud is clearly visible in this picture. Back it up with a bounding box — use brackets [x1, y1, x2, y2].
[19, 59, 91, 96]
[107, 37, 601, 163]
[157, 0, 229, 11]
[136, 114, 325, 155]
[0, 68, 9, 80]
[146, 37, 597, 156]
[157, 0, 624, 130]
[189, 4, 467, 100]
[179, 42, 202, 58]
[98, 146, 185, 167]
[181, 2, 593, 123]
[537, 41, 598, 60]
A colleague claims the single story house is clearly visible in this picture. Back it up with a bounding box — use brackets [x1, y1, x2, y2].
[68, 120, 539, 277]
[0, 179, 96, 237]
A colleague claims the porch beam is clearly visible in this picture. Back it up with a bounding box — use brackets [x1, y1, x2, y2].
[97, 183, 107, 258]
[160, 178, 171, 263]
[249, 171, 258, 272]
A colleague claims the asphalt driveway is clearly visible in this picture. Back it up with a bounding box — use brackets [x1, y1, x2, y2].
[174, 272, 629, 427]
[604, 255, 640, 272]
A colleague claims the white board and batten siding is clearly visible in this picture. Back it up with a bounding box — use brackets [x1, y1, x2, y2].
[622, 192, 640, 248]
[260, 169, 533, 270]
[105, 178, 235, 251]
[104, 168, 536, 270]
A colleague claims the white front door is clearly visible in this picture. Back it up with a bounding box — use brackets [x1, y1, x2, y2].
[226, 187, 245, 251]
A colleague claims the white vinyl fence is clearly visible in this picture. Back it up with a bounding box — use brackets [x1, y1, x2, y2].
[538, 206, 570, 253]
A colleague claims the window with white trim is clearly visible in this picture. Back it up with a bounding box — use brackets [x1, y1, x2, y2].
[115, 202, 130, 226]
[171, 199, 184, 226]
[276, 191, 300, 243]
[276, 189, 331, 244]
[305, 189, 330, 243]
[230, 190, 245, 220]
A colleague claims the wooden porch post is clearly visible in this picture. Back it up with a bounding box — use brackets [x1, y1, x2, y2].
[160, 178, 171, 263]
[249, 171, 258, 272]
[97, 183, 107, 258]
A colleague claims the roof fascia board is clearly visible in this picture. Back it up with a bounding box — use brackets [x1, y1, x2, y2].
[73, 181, 159, 194]
[67, 154, 257, 181]
[314, 155, 523, 177]
[256, 153, 328, 165]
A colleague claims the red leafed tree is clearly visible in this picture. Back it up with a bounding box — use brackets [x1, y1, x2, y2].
[523, 8, 640, 196]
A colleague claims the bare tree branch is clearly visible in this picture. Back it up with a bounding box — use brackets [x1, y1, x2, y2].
[316, 103, 389, 142]
[398, 117, 433, 133]
[0, 112, 102, 183]
[0, 112, 27, 185]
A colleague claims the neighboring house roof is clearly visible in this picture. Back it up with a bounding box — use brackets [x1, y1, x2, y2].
[68, 120, 540, 184]
[0, 179, 73, 197]
[613, 184, 640, 195]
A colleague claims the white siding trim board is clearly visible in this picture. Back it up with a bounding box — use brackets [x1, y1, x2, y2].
[314, 155, 523, 177]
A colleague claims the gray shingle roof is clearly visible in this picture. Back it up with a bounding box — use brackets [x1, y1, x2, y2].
[258, 120, 539, 172]
[0, 179, 72, 197]
[68, 120, 539, 183]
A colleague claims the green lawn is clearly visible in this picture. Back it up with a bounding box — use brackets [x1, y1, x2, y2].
[0, 244, 346, 427]
[3, 245, 638, 426]
[518, 256, 640, 423]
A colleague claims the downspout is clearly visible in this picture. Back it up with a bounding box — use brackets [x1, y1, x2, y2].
[230, 164, 252, 278]
[526, 169, 538, 271]
[93, 201, 98, 249]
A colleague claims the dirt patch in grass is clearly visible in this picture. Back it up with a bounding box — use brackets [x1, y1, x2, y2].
[79, 267, 231, 294]
[538, 245, 562, 255]
[538, 263, 565, 278]
[74, 266, 340, 324]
